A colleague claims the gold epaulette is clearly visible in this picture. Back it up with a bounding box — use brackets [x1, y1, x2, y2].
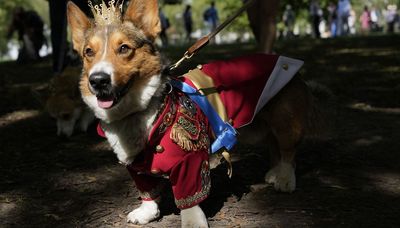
[184, 68, 233, 178]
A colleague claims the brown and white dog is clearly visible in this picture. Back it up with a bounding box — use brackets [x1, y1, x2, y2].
[35, 67, 95, 137]
[67, 0, 319, 227]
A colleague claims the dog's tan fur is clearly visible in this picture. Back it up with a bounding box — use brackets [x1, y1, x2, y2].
[67, 0, 317, 226]
[35, 67, 95, 137]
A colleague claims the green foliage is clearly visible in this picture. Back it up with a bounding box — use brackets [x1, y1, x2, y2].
[217, 0, 250, 34]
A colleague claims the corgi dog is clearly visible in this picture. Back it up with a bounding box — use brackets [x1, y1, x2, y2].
[67, 0, 320, 227]
[40, 67, 95, 137]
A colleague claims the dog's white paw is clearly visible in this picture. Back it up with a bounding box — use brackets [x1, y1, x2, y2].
[181, 205, 208, 228]
[127, 200, 160, 225]
[265, 162, 296, 193]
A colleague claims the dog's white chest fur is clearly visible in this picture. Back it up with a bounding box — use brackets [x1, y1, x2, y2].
[102, 111, 157, 165]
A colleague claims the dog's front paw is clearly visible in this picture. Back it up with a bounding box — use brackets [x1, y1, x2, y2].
[117, 154, 134, 166]
[181, 205, 208, 228]
[265, 162, 296, 193]
[127, 200, 160, 225]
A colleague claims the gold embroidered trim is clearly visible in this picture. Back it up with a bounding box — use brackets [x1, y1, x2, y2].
[170, 115, 209, 152]
[170, 100, 210, 152]
[157, 95, 176, 135]
[175, 161, 211, 208]
[177, 115, 200, 136]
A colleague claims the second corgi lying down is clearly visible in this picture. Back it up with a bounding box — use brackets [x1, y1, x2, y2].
[44, 67, 95, 137]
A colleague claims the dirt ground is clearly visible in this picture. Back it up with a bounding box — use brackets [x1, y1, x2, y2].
[1, 35, 400, 228]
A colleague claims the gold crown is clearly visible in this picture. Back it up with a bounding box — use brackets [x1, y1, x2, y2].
[88, 0, 124, 26]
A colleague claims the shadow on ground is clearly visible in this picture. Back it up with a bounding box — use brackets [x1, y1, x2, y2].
[1, 35, 400, 227]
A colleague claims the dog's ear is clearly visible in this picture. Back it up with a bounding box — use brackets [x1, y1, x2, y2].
[124, 0, 161, 41]
[67, 1, 91, 54]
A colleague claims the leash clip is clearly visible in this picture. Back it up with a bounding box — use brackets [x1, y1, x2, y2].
[169, 51, 194, 71]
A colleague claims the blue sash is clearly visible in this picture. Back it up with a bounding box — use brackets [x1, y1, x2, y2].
[170, 80, 237, 153]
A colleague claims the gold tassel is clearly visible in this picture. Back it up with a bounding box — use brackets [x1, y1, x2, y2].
[222, 150, 233, 178]
[170, 124, 196, 151]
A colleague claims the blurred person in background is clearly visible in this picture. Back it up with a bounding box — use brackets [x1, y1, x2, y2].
[370, 6, 380, 32]
[159, 7, 170, 48]
[336, 0, 352, 36]
[282, 4, 295, 39]
[7, 7, 45, 63]
[309, 0, 323, 38]
[327, 2, 338, 37]
[359, 6, 371, 35]
[385, 4, 398, 33]
[183, 5, 193, 42]
[348, 9, 356, 35]
[203, 1, 219, 34]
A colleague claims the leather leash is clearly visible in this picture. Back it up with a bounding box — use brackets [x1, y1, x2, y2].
[168, 0, 257, 72]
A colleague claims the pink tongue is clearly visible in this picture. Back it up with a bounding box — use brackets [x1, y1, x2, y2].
[97, 99, 114, 109]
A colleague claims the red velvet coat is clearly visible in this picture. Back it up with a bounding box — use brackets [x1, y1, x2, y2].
[97, 54, 303, 209]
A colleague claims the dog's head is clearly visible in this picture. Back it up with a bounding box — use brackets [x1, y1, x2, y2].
[34, 67, 83, 137]
[67, 0, 163, 123]
[46, 93, 82, 137]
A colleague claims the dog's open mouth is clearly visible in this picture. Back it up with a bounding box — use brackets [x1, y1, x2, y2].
[97, 95, 115, 109]
[94, 80, 133, 109]
[90, 75, 134, 110]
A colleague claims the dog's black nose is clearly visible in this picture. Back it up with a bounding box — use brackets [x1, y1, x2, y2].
[89, 72, 111, 90]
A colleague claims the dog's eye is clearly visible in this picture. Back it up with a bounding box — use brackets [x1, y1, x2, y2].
[118, 44, 132, 55]
[85, 48, 95, 57]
